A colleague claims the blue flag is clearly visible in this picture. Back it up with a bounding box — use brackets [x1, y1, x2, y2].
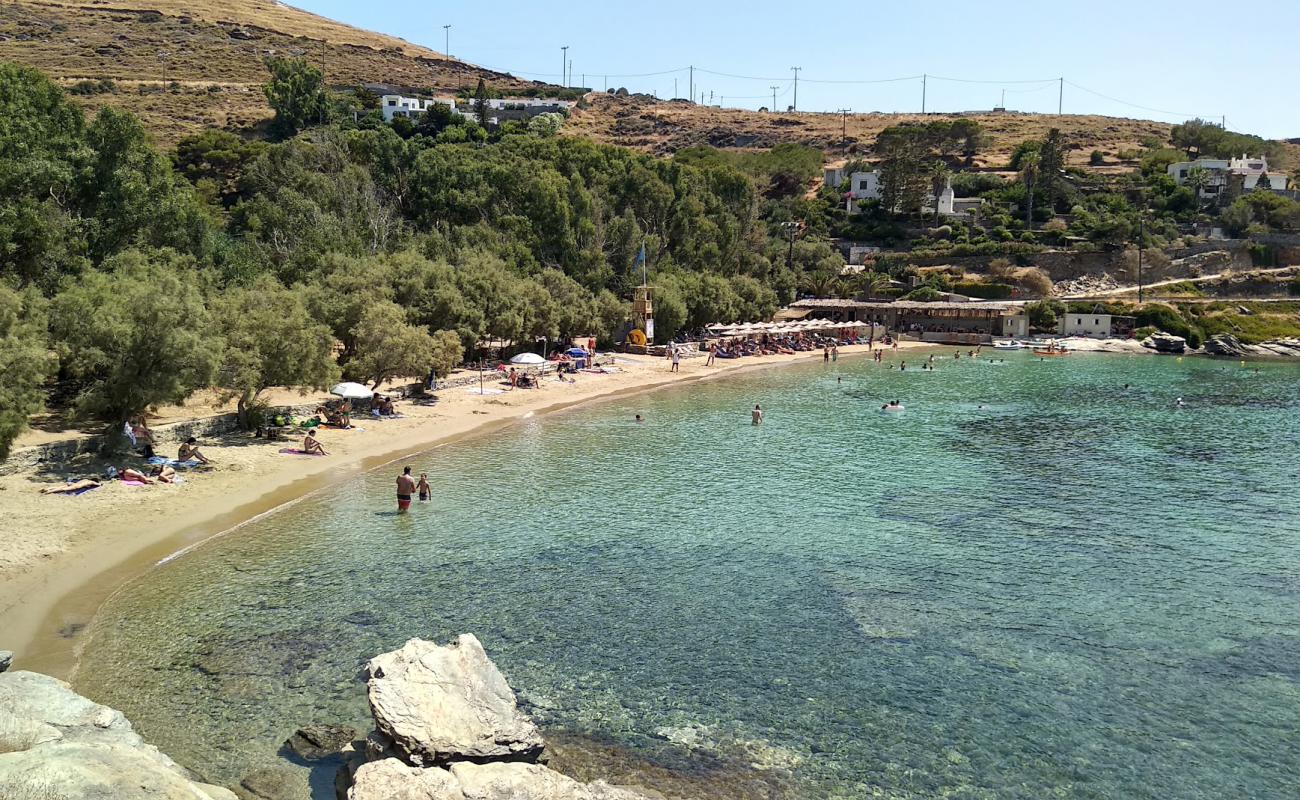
[635, 243, 647, 284]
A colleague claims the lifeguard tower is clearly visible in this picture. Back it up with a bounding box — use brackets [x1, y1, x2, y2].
[626, 284, 654, 354]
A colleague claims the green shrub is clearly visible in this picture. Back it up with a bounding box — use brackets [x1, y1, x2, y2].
[953, 281, 1013, 299]
[1135, 304, 1203, 348]
[1133, 326, 1157, 340]
[1289, 276, 1300, 297]
[902, 286, 943, 302]
[1089, 150, 1105, 166]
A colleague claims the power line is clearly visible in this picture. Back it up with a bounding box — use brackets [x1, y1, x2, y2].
[1063, 80, 1217, 120]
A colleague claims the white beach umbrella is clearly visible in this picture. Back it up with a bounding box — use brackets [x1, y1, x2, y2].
[509, 352, 546, 365]
[329, 382, 373, 400]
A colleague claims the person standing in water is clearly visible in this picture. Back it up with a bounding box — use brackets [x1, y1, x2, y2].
[396, 466, 416, 513]
[417, 472, 431, 503]
[823, 346, 830, 364]
[832, 344, 839, 362]
[752, 404, 764, 425]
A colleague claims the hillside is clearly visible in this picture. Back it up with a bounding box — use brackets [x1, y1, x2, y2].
[3, 0, 1299, 168]
[0, 0, 536, 143]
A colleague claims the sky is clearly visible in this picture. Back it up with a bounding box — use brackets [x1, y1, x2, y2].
[293, 0, 1300, 139]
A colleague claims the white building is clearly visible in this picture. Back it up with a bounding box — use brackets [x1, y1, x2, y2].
[379, 95, 573, 126]
[380, 95, 458, 122]
[1060, 313, 1137, 339]
[1167, 154, 1290, 199]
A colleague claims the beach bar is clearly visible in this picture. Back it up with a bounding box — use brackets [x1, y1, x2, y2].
[788, 299, 1021, 344]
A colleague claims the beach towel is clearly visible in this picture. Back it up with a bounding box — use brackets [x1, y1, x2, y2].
[145, 457, 203, 469]
[121, 479, 149, 487]
[278, 448, 325, 456]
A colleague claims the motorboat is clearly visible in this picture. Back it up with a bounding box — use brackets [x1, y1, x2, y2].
[1032, 342, 1070, 356]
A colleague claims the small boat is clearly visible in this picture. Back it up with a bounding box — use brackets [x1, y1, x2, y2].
[993, 340, 1024, 350]
[880, 403, 905, 413]
[1032, 343, 1069, 357]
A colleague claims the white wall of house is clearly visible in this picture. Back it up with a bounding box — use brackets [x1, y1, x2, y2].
[1062, 314, 1115, 338]
[1002, 314, 1028, 338]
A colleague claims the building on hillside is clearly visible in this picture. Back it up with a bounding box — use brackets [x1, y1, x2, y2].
[787, 298, 1023, 344]
[1059, 312, 1136, 339]
[379, 94, 572, 126]
[825, 169, 983, 216]
[1167, 154, 1290, 200]
[380, 95, 458, 122]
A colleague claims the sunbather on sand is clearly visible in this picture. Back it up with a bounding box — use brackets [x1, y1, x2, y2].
[303, 431, 327, 456]
[178, 437, 211, 464]
[151, 464, 177, 483]
[41, 479, 101, 495]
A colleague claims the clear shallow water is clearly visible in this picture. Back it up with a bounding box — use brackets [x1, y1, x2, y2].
[77, 352, 1300, 799]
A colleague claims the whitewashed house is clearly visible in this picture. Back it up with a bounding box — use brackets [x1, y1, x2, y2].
[1167, 154, 1290, 199]
[380, 95, 458, 122]
[1060, 313, 1137, 339]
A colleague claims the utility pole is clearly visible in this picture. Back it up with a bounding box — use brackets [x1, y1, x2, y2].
[790, 66, 801, 111]
[1137, 214, 1145, 304]
[836, 108, 850, 140]
[1000, 89, 1005, 109]
[674, 78, 678, 99]
[561, 45, 568, 87]
[689, 65, 694, 105]
[922, 73, 927, 113]
[770, 85, 778, 110]
[1058, 77, 1063, 114]
[442, 24, 450, 58]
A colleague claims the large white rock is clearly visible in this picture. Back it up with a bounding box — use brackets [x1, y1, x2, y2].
[349, 759, 661, 800]
[366, 635, 544, 766]
[0, 671, 237, 800]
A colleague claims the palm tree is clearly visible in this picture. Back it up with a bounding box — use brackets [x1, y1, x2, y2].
[1019, 151, 1041, 228]
[860, 271, 892, 299]
[929, 163, 951, 221]
[1184, 165, 1209, 210]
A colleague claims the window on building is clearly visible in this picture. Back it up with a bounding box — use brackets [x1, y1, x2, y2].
[387, 99, 396, 106]
[1179, 169, 1187, 179]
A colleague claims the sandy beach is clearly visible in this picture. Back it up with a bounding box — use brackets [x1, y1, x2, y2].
[0, 342, 929, 678]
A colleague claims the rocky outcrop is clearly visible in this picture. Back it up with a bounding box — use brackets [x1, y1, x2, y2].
[345, 635, 665, 800]
[0, 650, 11, 673]
[0, 670, 237, 800]
[1142, 332, 1188, 353]
[1205, 334, 1300, 358]
[366, 635, 545, 766]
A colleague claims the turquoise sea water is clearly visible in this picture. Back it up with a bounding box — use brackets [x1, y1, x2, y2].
[77, 352, 1300, 799]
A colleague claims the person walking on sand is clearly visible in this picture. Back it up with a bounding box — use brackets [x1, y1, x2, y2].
[417, 472, 431, 502]
[706, 342, 716, 366]
[396, 466, 416, 513]
[752, 404, 764, 426]
[669, 345, 681, 372]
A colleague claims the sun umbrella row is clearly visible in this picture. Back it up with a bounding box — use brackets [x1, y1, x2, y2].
[705, 319, 872, 337]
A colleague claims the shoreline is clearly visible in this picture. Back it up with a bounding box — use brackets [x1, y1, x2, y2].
[1, 343, 926, 680]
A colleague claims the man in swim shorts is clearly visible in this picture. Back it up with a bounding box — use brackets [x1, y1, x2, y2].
[396, 466, 416, 512]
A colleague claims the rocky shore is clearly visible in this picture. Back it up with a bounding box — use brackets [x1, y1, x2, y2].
[0, 637, 672, 800]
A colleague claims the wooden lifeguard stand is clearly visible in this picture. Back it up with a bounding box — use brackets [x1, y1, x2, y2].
[626, 283, 655, 354]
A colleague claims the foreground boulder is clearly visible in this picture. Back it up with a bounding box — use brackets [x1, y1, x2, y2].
[346, 635, 666, 800]
[366, 634, 544, 766]
[0, 670, 236, 800]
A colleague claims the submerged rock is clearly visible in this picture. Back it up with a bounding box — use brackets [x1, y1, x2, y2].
[284, 723, 359, 761]
[0, 650, 11, 672]
[365, 634, 544, 766]
[0, 670, 237, 800]
[236, 765, 303, 800]
[350, 759, 661, 800]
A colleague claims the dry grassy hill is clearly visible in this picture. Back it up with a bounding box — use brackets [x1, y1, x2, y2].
[3, 0, 1297, 169]
[0, 0, 535, 143]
